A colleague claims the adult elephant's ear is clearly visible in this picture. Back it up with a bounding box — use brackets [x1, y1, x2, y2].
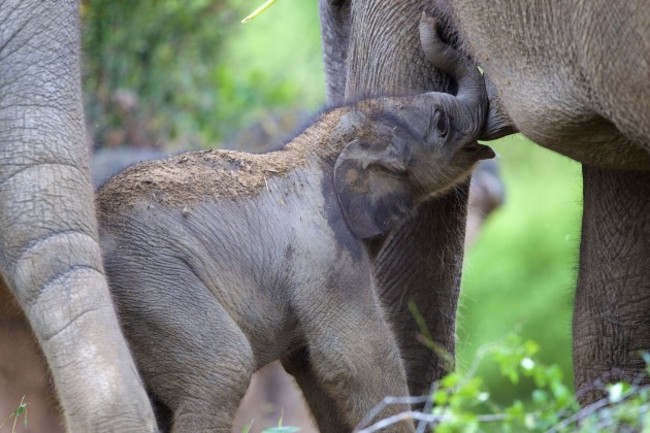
[334, 139, 413, 239]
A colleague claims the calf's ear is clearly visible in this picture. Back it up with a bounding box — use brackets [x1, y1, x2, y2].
[333, 139, 413, 239]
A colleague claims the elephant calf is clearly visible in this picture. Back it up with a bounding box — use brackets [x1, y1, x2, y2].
[97, 16, 493, 433]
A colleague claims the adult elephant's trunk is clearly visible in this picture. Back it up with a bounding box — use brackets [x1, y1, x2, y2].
[0, 1, 156, 432]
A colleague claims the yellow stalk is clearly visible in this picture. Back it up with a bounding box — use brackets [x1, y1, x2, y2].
[241, 0, 279, 24]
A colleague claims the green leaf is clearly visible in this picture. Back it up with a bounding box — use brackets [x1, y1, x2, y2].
[434, 389, 450, 406]
[505, 400, 525, 420]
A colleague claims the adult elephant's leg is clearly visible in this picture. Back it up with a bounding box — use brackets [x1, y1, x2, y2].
[374, 192, 468, 394]
[574, 166, 650, 404]
[321, 0, 467, 395]
[0, 2, 155, 431]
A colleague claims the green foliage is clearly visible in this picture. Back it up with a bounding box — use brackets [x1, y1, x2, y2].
[81, 0, 321, 149]
[418, 337, 650, 432]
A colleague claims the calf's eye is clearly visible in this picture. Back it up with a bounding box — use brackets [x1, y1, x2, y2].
[432, 109, 449, 138]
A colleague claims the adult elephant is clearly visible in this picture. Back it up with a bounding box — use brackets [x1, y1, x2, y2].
[438, 1, 650, 404]
[0, 1, 155, 431]
[319, 0, 650, 405]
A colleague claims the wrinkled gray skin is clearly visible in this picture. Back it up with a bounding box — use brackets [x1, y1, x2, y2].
[97, 19, 494, 433]
[320, 0, 650, 405]
[0, 1, 156, 432]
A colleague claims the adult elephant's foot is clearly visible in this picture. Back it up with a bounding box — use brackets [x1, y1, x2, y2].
[573, 165, 650, 405]
[27, 271, 158, 433]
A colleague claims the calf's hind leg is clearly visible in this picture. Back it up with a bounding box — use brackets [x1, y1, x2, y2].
[112, 275, 254, 433]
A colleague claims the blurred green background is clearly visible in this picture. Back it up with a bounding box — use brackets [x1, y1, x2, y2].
[82, 0, 583, 404]
[82, 0, 323, 150]
[458, 134, 581, 403]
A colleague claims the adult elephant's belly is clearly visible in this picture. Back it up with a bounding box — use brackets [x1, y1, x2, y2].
[450, 0, 650, 170]
[498, 72, 650, 170]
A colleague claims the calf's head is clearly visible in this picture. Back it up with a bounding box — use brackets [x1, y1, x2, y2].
[333, 14, 494, 239]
